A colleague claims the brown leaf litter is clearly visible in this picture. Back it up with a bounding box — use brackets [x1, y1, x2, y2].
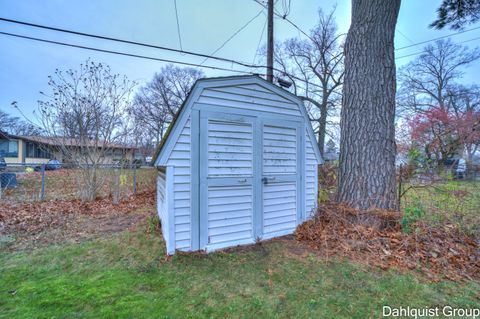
[0, 190, 156, 250]
[295, 202, 479, 282]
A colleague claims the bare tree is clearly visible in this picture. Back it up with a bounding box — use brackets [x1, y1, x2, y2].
[129, 65, 204, 147]
[130, 124, 157, 161]
[336, 0, 401, 210]
[449, 85, 480, 161]
[0, 110, 18, 133]
[261, 9, 343, 156]
[37, 60, 135, 201]
[397, 40, 480, 164]
[397, 39, 480, 116]
[0, 109, 41, 135]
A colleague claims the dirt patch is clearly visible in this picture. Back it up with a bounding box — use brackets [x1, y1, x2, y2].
[295, 202, 479, 282]
[0, 190, 156, 251]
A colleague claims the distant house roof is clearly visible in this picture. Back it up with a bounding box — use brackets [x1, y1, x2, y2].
[19, 136, 137, 150]
[0, 130, 9, 139]
[1, 132, 136, 150]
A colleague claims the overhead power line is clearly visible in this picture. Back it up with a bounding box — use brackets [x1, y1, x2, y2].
[252, 14, 268, 64]
[0, 16, 263, 69]
[3, 14, 478, 99]
[0, 14, 327, 90]
[396, 25, 480, 51]
[252, 0, 480, 55]
[0, 29, 332, 96]
[0, 31, 342, 107]
[254, 0, 314, 42]
[173, 0, 183, 51]
[396, 29, 415, 44]
[281, 0, 292, 18]
[0, 15, 336, 96]
[396, 35, 480, 59]
[0, 31, 256, 74]
[200, 10, 264, 65]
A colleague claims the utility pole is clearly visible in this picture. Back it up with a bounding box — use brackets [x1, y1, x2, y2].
[266, 0, 274, 82]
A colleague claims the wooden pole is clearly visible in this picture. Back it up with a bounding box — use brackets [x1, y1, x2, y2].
[40, 164, 45, 201]
[266, 0, 274, 82]
[133, 164, 137, 194]
[398, 164, 402, 209]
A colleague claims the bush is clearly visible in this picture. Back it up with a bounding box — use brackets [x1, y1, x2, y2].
[402, 204, 425, 233]
[318, 162, 338, 202]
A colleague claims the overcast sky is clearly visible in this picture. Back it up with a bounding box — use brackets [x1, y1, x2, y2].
[1, 0, 479, 122]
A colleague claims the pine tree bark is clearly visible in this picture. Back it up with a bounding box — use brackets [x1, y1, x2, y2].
[336, 0, 401, 210]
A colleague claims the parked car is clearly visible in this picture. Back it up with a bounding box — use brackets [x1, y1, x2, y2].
[34, 159, 62, 171]
[455, 158, 467, 179]
[0, 156, 6, 171]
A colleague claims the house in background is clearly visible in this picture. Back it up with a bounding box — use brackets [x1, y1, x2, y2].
[153, 75, 323, 254]
[0, 131, 139, 164]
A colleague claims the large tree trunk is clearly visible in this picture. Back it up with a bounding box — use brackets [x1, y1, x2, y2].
[336, 0, 401, 210]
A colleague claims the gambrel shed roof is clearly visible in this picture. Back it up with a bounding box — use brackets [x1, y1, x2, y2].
[153, 75, 322, 166]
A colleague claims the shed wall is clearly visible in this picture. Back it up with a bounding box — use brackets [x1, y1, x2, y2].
[305, 128, 319, 218]
[156, 170, 168, 243]
[166, 118, 192, 251]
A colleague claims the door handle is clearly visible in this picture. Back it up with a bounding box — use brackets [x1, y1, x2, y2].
[262, 177, 276, 184]
[238, 178, 247, 183]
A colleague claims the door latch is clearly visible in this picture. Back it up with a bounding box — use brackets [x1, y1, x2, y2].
[262, 177, 276, 185]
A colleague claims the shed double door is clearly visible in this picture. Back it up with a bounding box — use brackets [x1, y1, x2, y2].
[199, 110, 303, 250]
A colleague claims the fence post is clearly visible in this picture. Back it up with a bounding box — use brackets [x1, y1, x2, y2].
[133, 164, 137, 195]
[40, 164, 46, 201]
[398, 164, 402, 210]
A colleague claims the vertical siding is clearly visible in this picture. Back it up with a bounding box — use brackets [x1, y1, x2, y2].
[197, 84, 302, 117]
[156, 170, 168, 244]
[262, 124, 298, 237]
[166, 119, 192, 250]
[263, 182, 297, 236]
[206, 119, 254, 246]
[208, 120, 253, 177]
[305, 129, 318, 218]
[207, 185, 253, 244]
[263, 125, 297, 175]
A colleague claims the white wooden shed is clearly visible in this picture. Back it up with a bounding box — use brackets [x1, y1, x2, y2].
[153, 75, 322, 254]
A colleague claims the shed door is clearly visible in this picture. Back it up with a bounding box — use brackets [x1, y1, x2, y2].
[261, 121, 302, 239]
[199, 111, 256, 249]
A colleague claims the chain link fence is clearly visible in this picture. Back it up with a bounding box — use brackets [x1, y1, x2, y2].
[318, 160, 480, 235]
[0, 162, 156, 203]
[398, 161, 480, 235]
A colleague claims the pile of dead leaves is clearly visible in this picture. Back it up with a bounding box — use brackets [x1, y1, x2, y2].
[295, 202, 479, 282]
[0, 190, 156, 235]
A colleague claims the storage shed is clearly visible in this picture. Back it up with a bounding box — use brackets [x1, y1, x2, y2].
[153, 75, 322, 254]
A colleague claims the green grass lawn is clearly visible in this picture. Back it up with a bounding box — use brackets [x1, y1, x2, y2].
[401, 180, 480, 235]
[1, 229, 478, 319]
